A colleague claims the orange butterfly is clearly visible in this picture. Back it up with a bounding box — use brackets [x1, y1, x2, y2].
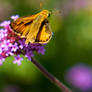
[10, 10, 52, 44]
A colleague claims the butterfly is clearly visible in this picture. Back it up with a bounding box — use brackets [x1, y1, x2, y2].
[10, 10, 52, 44]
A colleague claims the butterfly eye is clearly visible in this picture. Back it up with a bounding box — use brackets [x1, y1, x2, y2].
[48, 13, 51, 17]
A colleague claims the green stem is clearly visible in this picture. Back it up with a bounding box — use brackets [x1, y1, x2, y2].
[31, 57, 72, 92]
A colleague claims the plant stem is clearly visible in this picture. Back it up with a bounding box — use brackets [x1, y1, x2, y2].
[31, 57, 72, 92]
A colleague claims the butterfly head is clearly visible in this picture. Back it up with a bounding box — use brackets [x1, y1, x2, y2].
[40, 10, 51, 18]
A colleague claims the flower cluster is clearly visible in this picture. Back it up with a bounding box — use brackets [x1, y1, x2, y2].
[66, 64, 92, 91]
[0, 15, 46, 65]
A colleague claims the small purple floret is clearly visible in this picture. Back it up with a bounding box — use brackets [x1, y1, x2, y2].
[0, 21, 10, 27]
[11, 15, 19, 20]
[13, 55, 23, 65]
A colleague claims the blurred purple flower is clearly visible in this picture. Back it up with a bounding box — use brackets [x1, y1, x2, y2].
[61, 0, 91, 16]
[11, 43, 18, 52]
[66, 64, 92, 91]
[0, 15, 46, 65]
[0, 57, 5, 65]
[3, 85, 20, 92]
[11, 15, 19, 20]
[0, 21, 10, 27]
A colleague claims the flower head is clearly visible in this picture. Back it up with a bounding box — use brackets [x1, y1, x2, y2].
[66, 64, 92, 91]
[0, 15, 46, 65]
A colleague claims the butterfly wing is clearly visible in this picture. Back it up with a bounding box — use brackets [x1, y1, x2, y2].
[25, 15, 48, 44]
[35, 22, 52, 43]
[10, 15, 37, 37]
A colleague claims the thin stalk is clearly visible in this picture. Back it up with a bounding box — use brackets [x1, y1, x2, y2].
[31, 57, 72, 92]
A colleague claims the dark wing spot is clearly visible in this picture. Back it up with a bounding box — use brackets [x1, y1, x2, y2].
[24, 21, 33, 26]
[35, 19, 49, 42]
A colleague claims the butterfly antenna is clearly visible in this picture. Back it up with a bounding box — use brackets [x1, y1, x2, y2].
[39, 0, 45, 11]
[51, 9, 61, 15]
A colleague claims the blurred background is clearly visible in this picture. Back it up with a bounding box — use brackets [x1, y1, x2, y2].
[0, 0, 92, 92]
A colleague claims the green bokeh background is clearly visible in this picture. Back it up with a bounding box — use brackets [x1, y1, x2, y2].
[0, 0, 92, 92]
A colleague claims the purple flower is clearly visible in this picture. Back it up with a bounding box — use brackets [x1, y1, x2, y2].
[6, 51, 14, 56]
[11, 43, 18, 52]
[3, 85, 20, 92]
[37, 46, 46, 55]
[25, 51, 34, 61]
[19, 45, 23, 49]
[66, 64, 92, 91]
[0, 15, 46, 65]
[0, 56, 5, 65]
[11, 15, 19, 20]
[0, 29, 8, 40]
[0, 21, 10, 27]
[13, 55, 23, 65]
[0, 48, 2, 54]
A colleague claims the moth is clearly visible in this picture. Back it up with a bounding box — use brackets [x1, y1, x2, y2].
[10, 10, 52, 44]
